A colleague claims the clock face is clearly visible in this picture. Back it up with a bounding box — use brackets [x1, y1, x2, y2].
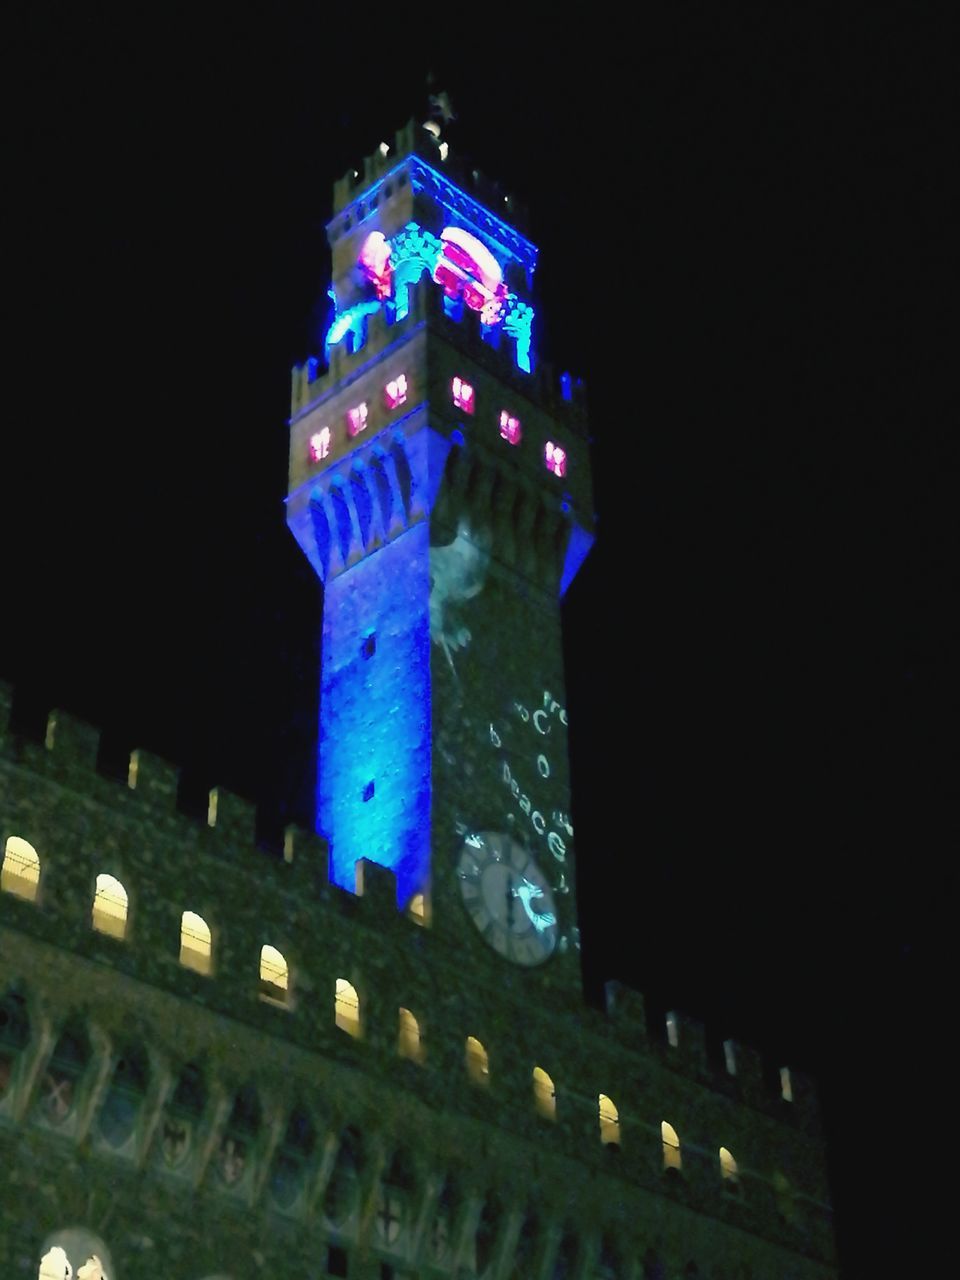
[457, 832, 558, 967]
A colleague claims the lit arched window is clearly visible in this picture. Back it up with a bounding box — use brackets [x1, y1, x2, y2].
[465, 1035, 489, 1085]
[406, 891, 430, 926]
[92, 874, 128, 939]
[335, 979, 361, 1037]
[532, 1066, 556, 1120]
[719, 1146, 738, 1185]
[398, 1007, 423, 1063]
[598, 1093, 620, 1146]
[180, 911, 212, 975]
[260, 945, 289, 1000]
[2, 835, 40, 902]
[662, 1120, 682, 1171]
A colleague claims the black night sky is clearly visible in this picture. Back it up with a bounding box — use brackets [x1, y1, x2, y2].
[4, 11, 952, 1275]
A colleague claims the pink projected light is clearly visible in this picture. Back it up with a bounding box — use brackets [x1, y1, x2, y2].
[347, 403, 368, 437]
[434, 227, 508, 326]
[452, 376, 475, 414]
[384, 374, 408, 409]
[545, 441, 567, 478]
[499, 411, 522, 445]
[358, 230, 393, 300]
[309, 427, 332, 462]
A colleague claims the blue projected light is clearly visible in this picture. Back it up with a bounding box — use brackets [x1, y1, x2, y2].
[319, 522, 432, 907]
[325, 299, 382, 358]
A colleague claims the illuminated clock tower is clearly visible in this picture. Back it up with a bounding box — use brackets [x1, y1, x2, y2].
[287, 110, 594, 992]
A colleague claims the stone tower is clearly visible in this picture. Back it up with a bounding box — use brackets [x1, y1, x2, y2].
[0, 109, 837, 1280]
[287, 111, 593, 994]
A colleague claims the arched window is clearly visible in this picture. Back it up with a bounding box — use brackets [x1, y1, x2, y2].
[39, 1023, 90, 1127]
[335, 978, 361, 1037]
[215, 1084, 260, 1188]
[406, 891, 430, 926]
[2, 835, 40, 902]
[324, 1127, 363, 1225]
[269, 1105, 316, 1212]
[598, 1093, 620, 1147]
[259, 944, 289, 1001]
[398, 1007, 423, 1063]
[465, 1035, 489, 1085]
[92, 874, 128, 939]
[180, 911, 212, 975]
[532, 1066, 556, 1120]
[661, 1120, 682, 1171]
[719, 1146, 739, 1185]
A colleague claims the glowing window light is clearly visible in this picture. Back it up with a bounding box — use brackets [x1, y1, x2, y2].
[544, 440, 567, 478]
[499, 410, 522, 445]
[310, 427, 332, 462]
[661, 1120, 682, 1171]
[434, 226, 507, 326]
[599, 1093, 620, 1147]
[92, 873, 128, 939]
[384, 374, 408, 409]
[406, 891, 429, 926]
[180, 911, 212, 975]
[452, 377, 475, 414]
[533, 1066, 556, 1120]
[398, 1007, 424, 1063]
[336, 978, 361, 1037]
[260, 944, 289, 997]
[666, 1011, 679, 1047]
[465, 1035, 489, 1085]
[1, 835, 40, 902]
[719, 1146, 739, 1185]
[347, 402, 368, 437]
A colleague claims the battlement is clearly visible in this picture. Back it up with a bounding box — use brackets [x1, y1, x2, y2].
[290, 276, 587, 432]
[1, 679, 825, 1133]
[331, 116, 532, 242]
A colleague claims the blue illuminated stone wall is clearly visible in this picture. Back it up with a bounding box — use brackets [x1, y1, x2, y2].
[319, 522, 431, 906]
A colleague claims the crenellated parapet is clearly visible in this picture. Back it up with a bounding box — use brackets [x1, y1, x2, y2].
[290, 277, 587, 436]
[330, 117, 534, 263]
[1, 681, 833, 1273]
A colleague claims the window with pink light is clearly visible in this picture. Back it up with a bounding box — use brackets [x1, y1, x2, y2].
[499, 411, 521, 446]
[544, 441, 567, 478]
[451, 376, 475, 414]
[309, 427, 332, 462]
[384, 374, 408, 409]
[347, 403, 368, 437]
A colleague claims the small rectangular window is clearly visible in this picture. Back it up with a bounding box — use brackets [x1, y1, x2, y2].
[452, 376, 475, 414]
[384, 374, 408, 409]
[545, 440, 567, 478]
[327, 1244, 348, 1277]
[499, 411, 521, 445]
[665, 1011, 679, 1048]
[347, 403, 368, 437]
[310, 427, 332, 461]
